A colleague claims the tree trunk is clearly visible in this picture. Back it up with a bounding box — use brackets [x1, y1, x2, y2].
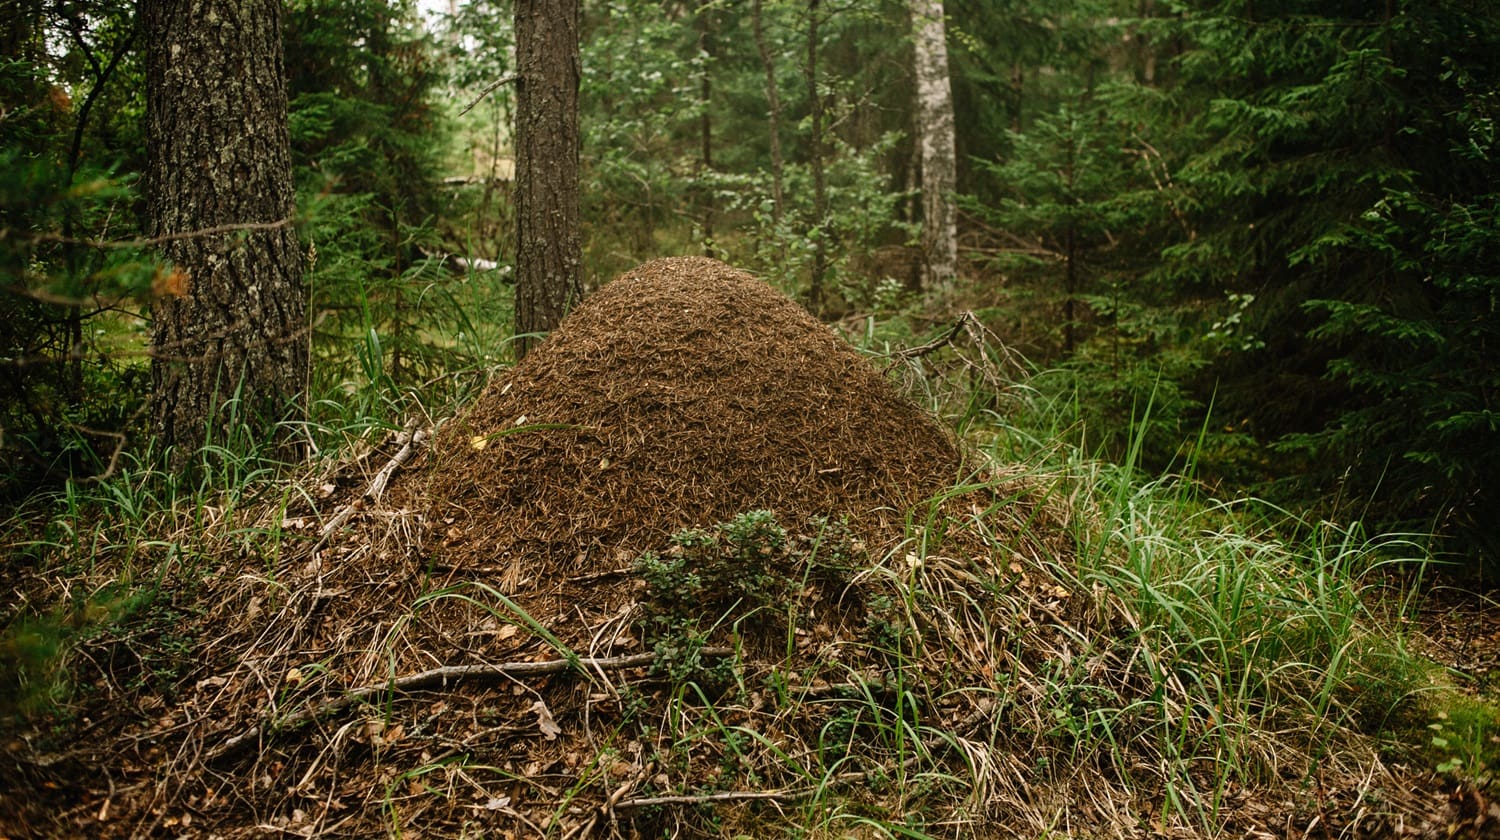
[910, 0, 957, 291]
[698, 2, 715, 258]
[752, 0, 785, 248]
[805, 0, 829, 308]
[513, 0, 583, 359]
[143, 0, 307, 462]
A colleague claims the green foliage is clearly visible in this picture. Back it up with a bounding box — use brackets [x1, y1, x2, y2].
[286, 0, 488, 400]
[634, 510, 795, 631]
[960, 0, 1500, 565]
[948, 0, 1120, 198]
[1284, 70, 1500, 558]
[0, 31, 155, 495]
[632, 511, 874, 685]
[576, 0, 917, 303]
[1422, 701, 1500, 778]
[1146, 1, 1500, 565]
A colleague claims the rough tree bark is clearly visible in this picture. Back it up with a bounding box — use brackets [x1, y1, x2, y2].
[513, 0, 583, 359]
[143, 0, 307, 461]
[910, 0, 958, 290]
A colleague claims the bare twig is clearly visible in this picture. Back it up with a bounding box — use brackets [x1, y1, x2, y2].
[12, 215, 297, 251]
[1127, 132, 1195, 240]
[317, 420, 429, 540]
[882, 311, 975, 373]
[613, 789, 802, 809]
[76, 402, 151, 484]
[611, 755, 927, 812]
[458, 74, 520, 117]
[208, 647, 736, 764]
[364, 421, 427, 504]
[0, 310, 325, 369]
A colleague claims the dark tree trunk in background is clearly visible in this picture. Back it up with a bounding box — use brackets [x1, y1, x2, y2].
[143, 0, 307, 462]
[804, 0, 829, 309]
[513, 0, 583, 359]
[698, 1, 715, 258]
[751, 0, 785, 251]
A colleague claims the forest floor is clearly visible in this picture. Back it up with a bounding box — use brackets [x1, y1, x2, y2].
[3, 258, 1498, 838]
[2, 545, 1496, 839]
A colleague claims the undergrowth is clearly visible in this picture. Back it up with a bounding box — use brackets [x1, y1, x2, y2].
[0, 376, 478, 722]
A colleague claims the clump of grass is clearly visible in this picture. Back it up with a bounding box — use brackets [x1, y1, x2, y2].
[0, 385, 435, 724]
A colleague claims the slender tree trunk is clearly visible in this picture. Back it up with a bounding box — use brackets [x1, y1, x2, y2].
[1064, 224, 1077, 354]
[61, 19, 134, 403]
[143, 0, 307, 462]
[1010, 63, 1024, 131]
[513, 0, 583, 359]
[698, 2, 715, 257]
[752, 0, 786, 247]
[1063, 117, 1077, 354]
[805, 0, 829, 308]
[910, 0, 957, 291]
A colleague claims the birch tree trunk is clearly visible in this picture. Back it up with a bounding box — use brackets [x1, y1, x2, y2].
[143, 0, 307, 462]
[910, 0, 958, 290]
[513, 0, 583, 359]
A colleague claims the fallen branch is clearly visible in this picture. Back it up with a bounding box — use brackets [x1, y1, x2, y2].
[882, 311, 975, 373]
[365, 423, 427, 503]
[317, 419, 428, 540]
[208, 647, 736, 764]
[610, 759, 921, 812]
[614, 789, 802, 810]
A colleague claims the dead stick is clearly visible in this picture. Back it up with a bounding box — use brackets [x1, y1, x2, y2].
[459, 73, 519, 116]
[317, 420, 427, 540]
[208, 647, 735, 763]
[365, 426, 427, 503]
[614, 790, 801, 810]
[612, 760, 920, 811]
[882, 312, 974, 373]
[18, 215, 296, 250]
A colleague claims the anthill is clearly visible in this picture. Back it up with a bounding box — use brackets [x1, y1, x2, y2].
[426, 256, 963, 573]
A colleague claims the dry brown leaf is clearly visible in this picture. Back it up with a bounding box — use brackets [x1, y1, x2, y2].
[531, 699, 562, 740]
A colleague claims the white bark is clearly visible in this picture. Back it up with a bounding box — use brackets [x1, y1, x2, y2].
[910, 0, 958, 289]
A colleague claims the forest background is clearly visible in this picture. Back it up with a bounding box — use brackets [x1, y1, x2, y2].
[3, 0, 1499, 566]
[4, 1, 1500, 834]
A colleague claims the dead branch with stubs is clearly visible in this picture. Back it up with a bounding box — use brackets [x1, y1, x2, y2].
[316, 418, 430, 542]
[881, 310, 1029, 411]
[207, 648, 736, 764]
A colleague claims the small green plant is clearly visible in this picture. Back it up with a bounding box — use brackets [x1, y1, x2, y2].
[633, 510, 796, 640]
[1423, 702, 1500, 778]
[648, 617, 721, 684]
[862, 593, 909, 655]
